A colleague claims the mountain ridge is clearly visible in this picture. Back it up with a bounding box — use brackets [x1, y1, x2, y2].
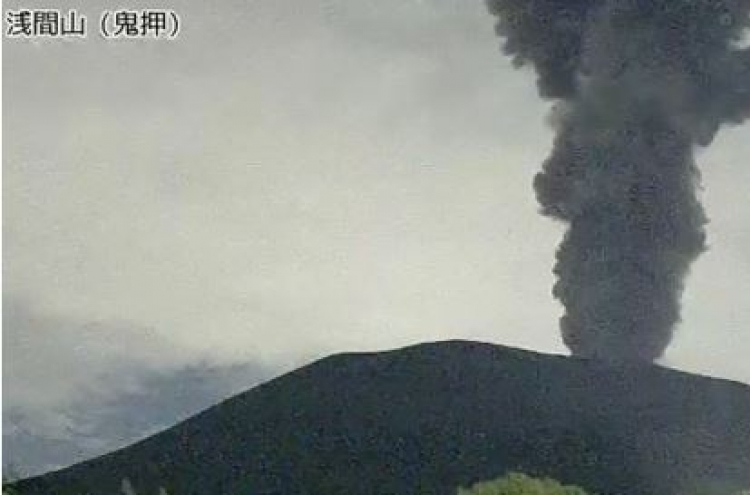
[11, 340, 750, 495]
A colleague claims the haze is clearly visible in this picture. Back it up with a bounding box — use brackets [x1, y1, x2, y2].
[3, 0, 749, 475]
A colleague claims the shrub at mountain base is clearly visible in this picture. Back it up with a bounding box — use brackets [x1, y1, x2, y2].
[458, 472, 591, 495]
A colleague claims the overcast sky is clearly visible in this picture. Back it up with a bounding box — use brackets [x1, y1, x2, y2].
[3, 0, 749, 476]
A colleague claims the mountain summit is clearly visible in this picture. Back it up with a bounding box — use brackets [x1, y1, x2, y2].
[11, 340, 750, 495]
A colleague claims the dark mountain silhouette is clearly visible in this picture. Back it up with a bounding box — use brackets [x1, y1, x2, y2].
[10, 341, 750, 495]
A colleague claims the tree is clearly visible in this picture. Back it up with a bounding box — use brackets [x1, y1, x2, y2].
[457, 472, 591, 495]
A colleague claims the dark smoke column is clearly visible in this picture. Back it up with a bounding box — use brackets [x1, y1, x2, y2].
[487, 0, 750, 362]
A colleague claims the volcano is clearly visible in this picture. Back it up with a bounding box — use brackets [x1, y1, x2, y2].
[9, 341, 750, 495]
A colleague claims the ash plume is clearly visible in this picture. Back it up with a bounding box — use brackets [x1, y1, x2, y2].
[487, 0, 750, 362]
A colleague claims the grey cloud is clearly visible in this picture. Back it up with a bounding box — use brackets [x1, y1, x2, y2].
[2, 296, 277, 475]
[3, 296, 188, 413]
[4, 361, 272, 477]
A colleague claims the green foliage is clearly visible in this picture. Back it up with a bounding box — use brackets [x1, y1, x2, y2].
[2, 479, 21, 495]
[457, 472, 591, 495]
[120, 478, 169, 495]
[691, 482, 750, 495]
[3, 473, 21, 495]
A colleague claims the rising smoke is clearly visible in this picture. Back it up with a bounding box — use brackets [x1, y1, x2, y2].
[487, 0, 750, 362]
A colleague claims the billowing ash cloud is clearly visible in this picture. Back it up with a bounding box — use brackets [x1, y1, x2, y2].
[487, 0, 750, 362]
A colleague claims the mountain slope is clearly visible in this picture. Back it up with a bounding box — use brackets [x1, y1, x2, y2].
[11, 340, 750, 495]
